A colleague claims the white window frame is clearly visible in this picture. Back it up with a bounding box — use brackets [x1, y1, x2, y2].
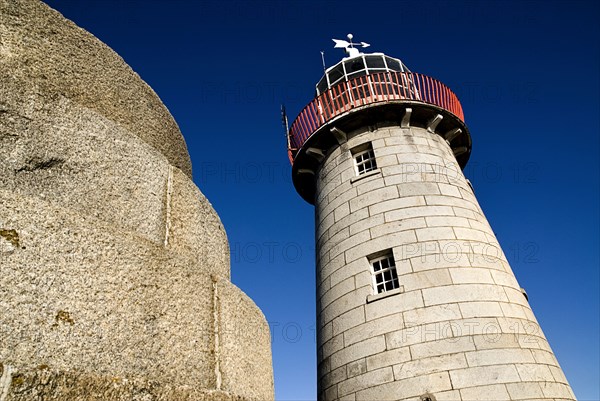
[353, 147, 377, 176]
[369, 253, 400, 294]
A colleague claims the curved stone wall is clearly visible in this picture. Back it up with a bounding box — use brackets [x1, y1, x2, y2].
[0, 191, 272, 399]
[0, 1, 273, 399]
[0, 59, 230, 279]
[314, 123, 575, 400]
[0, 0, 192, 177]
[1, 192, 217, 388]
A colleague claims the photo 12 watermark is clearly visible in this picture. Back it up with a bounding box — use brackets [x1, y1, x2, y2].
[230, 241, 304, 265]
[197, 161, 291, 185]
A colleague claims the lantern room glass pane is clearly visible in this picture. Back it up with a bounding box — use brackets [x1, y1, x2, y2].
[386, 57, 401, 71]
[366, 55, 386, 69]
[328, 65, 344, 85]
[345, 58, 365, 74]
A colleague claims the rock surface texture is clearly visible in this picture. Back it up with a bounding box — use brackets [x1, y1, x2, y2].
[0, 1, 274, 400]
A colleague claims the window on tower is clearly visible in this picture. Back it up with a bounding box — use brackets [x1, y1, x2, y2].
[369, 252, 399, 294]
[351, 142, 377, 176]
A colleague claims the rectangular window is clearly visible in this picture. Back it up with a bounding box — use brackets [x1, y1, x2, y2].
[370, 253, 399, 294]
[352, 143, 377, 176]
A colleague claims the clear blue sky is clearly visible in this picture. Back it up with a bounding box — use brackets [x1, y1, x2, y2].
[45, 1, 599, 399]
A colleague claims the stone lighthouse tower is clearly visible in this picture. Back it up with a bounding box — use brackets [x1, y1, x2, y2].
[287, 36, 576, 401]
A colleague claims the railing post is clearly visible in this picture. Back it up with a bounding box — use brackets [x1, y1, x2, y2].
[346, 80, 355, 108]
[367, 74, 376, 103]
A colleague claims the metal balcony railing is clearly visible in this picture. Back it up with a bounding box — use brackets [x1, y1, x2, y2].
[287, 71, 464, 163]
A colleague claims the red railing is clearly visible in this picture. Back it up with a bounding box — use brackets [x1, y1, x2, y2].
[288, 71, 464, 163]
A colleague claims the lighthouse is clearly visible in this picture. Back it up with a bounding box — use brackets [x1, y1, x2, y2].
[287, 35, 575, 401]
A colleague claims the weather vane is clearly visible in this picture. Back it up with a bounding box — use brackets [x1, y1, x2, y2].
[332, 33, 370, 58]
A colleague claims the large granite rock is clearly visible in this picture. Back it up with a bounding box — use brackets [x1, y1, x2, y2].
[0, 1, 274, 400]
